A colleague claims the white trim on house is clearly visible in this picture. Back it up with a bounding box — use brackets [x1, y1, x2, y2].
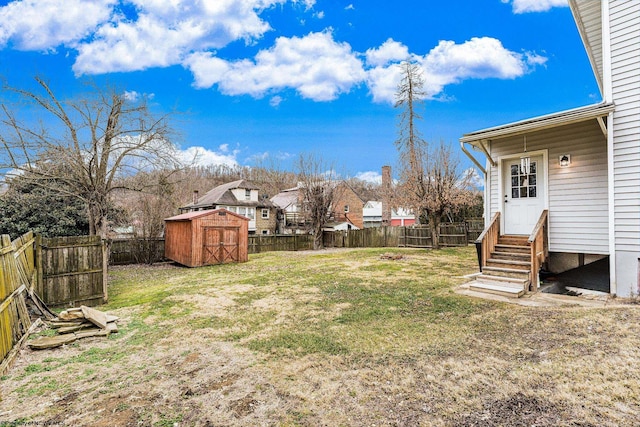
[569, 0, 604, 94]
[461, 103, 615, 146]
[607, 110, 616, 295]
[601, 0, 613, 103]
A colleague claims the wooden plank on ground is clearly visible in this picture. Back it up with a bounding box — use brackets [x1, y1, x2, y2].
[59, 310, 85, 321]
[57, 323, 94, 334]
[28, 334, 77, 350]
[106, 314, 120, 323]
[74, 328, 110, 339]
[0, 319, 42, 375]
[81, 305, 107, 329]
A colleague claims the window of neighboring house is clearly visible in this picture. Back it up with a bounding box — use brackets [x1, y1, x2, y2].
[247, 208, 255, 220]
[262, 230, 269, 235]
[261, 209, 269, 219]
[344, 205, 350, 213]
[245, 189, 251, 200]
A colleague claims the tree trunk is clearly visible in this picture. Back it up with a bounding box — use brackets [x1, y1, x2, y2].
[313, 223, 324, 250]
[429, 215, 440, 250]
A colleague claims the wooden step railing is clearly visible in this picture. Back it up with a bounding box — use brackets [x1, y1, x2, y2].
[528, 210, 549, 292]
[474, 212, 500, 272]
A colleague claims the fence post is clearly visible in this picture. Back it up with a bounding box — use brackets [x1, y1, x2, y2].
[102, 239, 109, 303]
[35, 234, 43, 300]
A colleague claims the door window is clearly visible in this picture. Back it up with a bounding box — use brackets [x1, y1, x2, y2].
[510, 162, 537, 199]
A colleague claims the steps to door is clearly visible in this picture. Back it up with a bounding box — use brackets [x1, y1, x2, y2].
[470, 235, 531, 298]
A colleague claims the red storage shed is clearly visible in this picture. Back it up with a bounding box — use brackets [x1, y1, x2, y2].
[164, 209, 249, 267]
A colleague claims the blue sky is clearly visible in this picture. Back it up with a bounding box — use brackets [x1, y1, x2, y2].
[0, 0, 600, 183]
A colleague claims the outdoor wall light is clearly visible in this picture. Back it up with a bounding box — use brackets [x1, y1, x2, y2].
[559, 154, 571, 167]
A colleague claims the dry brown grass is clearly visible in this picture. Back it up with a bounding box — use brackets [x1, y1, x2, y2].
[1, 247, 640, 426]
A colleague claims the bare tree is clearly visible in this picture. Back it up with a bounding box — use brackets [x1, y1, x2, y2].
[0, 77, 180, 239]
[394, 62, 474, 248]
[394, 61, 427, 198]
[295, 153, 343, 250]
[401, 142, 474, 248]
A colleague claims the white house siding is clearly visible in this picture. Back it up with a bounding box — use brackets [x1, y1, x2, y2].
[609, 0, 640, 296]
[488, 121, 609, 254]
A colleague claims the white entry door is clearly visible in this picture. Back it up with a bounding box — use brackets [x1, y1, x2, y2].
[503, 155, 545, 235]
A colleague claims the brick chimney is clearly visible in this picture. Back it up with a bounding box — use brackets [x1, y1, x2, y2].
[193, 190, 199, 205]
[381, 165, 392, 226]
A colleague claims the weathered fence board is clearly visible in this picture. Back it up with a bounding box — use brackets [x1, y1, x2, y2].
[38, 236, 107, 307]
[466, 219, 484, 243]
[248, 234, 314, 254]
[0, 233, 33, 376]
[399, 226, 434, 248]
[110, 239, 166, 265]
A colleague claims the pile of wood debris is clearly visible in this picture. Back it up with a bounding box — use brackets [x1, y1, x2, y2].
[379, 253, 407, 261]
[28, 306, 118, 350]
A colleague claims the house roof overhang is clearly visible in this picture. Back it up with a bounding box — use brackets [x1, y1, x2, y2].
[460, 102, 615, 148]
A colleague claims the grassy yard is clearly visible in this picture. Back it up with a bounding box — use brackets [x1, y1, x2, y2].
[1, 247, 640, 426]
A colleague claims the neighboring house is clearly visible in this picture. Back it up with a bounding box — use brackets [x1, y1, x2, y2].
[270, 187, 305, 233]
[271, 182, 365, 233]
[364, 201, 416, 227]
[179, 179, 278, 235]
[460, 0, 639, 297]
[391, 208, 416, 227]
[334, 182, 365, 229]
[363, 201, 382, 228]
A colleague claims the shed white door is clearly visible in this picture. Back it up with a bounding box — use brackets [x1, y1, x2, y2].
[503, 155, 545, 235]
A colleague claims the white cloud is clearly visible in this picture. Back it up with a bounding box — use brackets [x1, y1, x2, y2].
[0, 0, 291, 74]
[0, 1, 548, 105]
[464, 167, 484, 189]
[355, 171, 382, 184]
[366, 37, 546, 104]
[180, 146, 239, 168]
[247, 151, 270, 163]
[269, 95, 284, 107]
[345, 4, 355, 10]
[186, 31, 366, 101]
[73, 1, 285, 75]
[314, 11, 325, 19]
[365, 38, 410, 67]
[295, 0, 316, 9]
[123, 90, 140, 101]
[0, 0, 115, 50]
[502, 0, 568, 14]
[123, 90, 155, 102]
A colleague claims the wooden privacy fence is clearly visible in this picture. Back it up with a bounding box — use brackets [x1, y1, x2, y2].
[37, 235, 108, 308]
[0, 232, 39, 376]
[248, 234, 314, 254]
[1, 233, 106, 375]
[324, 226, 403, 248]
[110, 238, 165, 265]
[106, 221, 483, 263]
[399, 222, 482, 248]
